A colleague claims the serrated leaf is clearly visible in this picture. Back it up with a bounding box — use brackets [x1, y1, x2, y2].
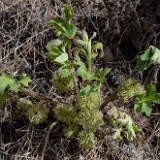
[52, 17, 68, 28]
[93, 68, 111, 85]
[91, 42, 103, 52]
[64, 24, 77, 38]
[54, 53, 68, 64]
[0, 73, 18, 94]
[49, 20, 66, 34]
[18, 73, 32, 87]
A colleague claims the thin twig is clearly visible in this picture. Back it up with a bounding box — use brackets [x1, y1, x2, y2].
[41, 122, 57, 160]
[20, 87, 57, 105]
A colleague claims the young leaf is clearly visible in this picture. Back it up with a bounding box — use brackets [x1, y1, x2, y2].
[52, 17, 68, 28]
[152, 93, 160, 104]
[18, 73, 32, 87]
[0, 73, 18, 94]
[134, 102, 152, 116]
[137, 45, 160, 71]
[64, 6, 74, 23]
[145, 85, 156, 101]
[64, 24, 77, 39]
[79, 85, 98, 96]
[54, 53, 68, 64]
[49, 20, 66, 34]
[94, 68, 111, 83]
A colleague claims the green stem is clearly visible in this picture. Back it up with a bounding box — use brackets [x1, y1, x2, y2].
[87, 55, 92, 73]
[68, 43, 78, 94]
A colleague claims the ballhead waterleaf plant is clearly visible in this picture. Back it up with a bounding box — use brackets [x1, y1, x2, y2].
[0, 4, 111, 149]
[0, 73, 19, 94]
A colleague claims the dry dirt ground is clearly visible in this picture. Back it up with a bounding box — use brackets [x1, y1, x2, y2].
[0, 0, 160, 160]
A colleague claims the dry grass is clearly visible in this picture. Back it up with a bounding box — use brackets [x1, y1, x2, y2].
[0, 0, 160, 160]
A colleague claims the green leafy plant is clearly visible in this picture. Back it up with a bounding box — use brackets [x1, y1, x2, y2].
[134, 85, 160, 116]
[137, 45, 160, 71]
[0, 5, 111, 149]
[47, 6, 110, 148]
[108, 107, 140, 141]
[0, 72, 32, 107]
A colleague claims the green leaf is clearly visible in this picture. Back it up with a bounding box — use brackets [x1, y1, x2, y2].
[152, 93, 160, 104]
[0, 73, 18, 94]
[64, 6, 74, 23]
[52, 17, 68, 28]
[54, 53, 68, 64]
[137, 45, 160, 71]
[18, 73, 32, 87]
[134, 102, 152, 116]
[88, 133, 95, 144]
[81, 31, 89, 42]
[134, 103, 142, 113]
[145, 85, 156, 100]
[79, 85, 98, 96]
[142, 102, 152, 116]
[95, 68, 111, 83]
[91, 43, 103, 53]
[75, 39, 85, 46]
[64, 24, 77, 38]
[49, 20, 66, 35]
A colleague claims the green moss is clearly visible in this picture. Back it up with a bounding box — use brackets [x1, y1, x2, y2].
[27, 102, 49, 124]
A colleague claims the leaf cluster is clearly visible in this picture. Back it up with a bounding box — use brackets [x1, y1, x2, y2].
[108, 107, 140, 141]
[134, 85, 160, 116]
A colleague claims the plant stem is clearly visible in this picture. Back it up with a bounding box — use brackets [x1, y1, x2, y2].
[20, 87, 57, 105]
[87, 55, 92, 73]
[68, 43, 78, 94]
[100, 90, 118, 110]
